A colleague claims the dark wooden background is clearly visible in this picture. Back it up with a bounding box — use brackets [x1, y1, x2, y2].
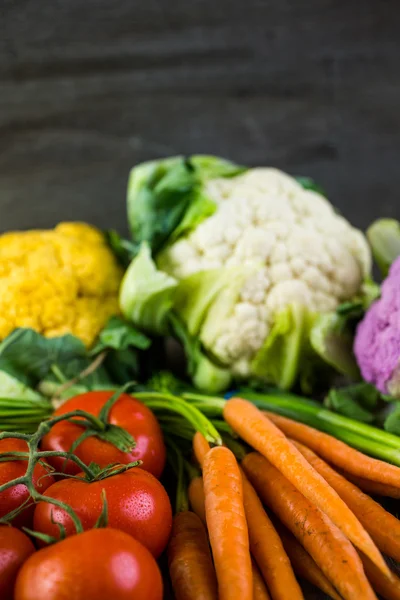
[1, 0, 400, 236]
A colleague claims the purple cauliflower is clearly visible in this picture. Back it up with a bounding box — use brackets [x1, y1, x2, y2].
[355, 255, 400, 397]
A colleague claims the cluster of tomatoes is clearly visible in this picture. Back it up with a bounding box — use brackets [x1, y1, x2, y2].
[0, 391, 172, 600]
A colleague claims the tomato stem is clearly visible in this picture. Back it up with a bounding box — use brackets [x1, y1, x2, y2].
[0, 408, 115, 533]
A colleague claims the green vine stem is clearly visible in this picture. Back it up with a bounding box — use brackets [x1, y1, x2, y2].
[0, 395, 136, 533]
[0, 414, 90, 533]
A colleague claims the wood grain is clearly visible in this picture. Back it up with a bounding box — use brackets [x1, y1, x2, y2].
[1, 0, 400, 235]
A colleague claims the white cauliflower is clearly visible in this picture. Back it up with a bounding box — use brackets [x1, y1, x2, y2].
[157, 168, 370, 377]
[120, 156, 372, 392]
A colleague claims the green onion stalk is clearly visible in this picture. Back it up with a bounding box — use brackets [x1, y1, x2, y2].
[0, 397, 54, 432]
[181, 388, 400, 467]
[134, 391, 222, 446]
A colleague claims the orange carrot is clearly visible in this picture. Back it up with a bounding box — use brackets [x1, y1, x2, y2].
[189, 462, 303, 599]
[203, 446, 252, 600]
[252, 559, 271, 600]
[265, 411, 400, 489]
[188, 477, 207, 525]
[340, 472, 400, 499]
[193, 431, 211, 467]
[242, 452, 378, 600]
[361, 554, 400, 600]
[224, 397, 389, 576]
[168, 511, 218, 600]
[293, 439, 400, 563]
[241, 470, 303, 600]
[277, 525, 342, 600]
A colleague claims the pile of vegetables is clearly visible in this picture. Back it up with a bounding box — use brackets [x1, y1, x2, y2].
[117, 155, 375, 393]
[165, 399, 400, 600]
[1, 154, 400, 599]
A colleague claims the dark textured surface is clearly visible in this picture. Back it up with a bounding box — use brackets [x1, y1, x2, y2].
[1, 4, 399, 596]
[1, 0, 400, 236]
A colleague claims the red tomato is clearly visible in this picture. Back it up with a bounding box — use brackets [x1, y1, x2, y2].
[33, 466, 172, 558]
[0, 526, 35, 600]
[0, 439, 55, 528]
[40, 391, 166, 478]
[14, 527, 163, 600]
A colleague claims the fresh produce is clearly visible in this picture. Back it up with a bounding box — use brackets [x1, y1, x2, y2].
[158, 385, 400, 598]
[0, 222, 123, 347]
[0, 318, 152, 432]
[361, 554, 400, 600]
[119, 155, 373, 392]
[294, 440, 400, 562]
[252, 560, 271, 600]
[241, 470, 303, 600]
[168, 510, 218, 600]
[0, 526, 35, 600]
[355, 254, 400, 399]
[367, 218, 400, 277]
[344, 474, 400, 499]
[33, 465, 172, 557]
[1, 159, 400, 600]
[264, 411, 400, 484]
[277, 526, 341, 600]
[14, 528, 163, 600]
[193, 430, 212, 466]
[224, 387, 400, 465]
[0, 438, 54, 528]
[223, 397, 387, 573]
[192, 434, 298, 598]
[202, 445, 252, 600]
[242, 452, 378, 600]
[188, 476, 206, 523]
[40, 390, 166, 478]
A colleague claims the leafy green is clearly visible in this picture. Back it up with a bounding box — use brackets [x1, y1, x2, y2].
[0, 370, 43, 400]
[0, 318, 155, 409]
[166, 194, 217, 244]
[127, 156, 196, 254]
[91, 316, 151, 354]
[173, 268, 238, 336]
[251, 304, 307, 390]
[309, 311, 360, 379]
[388, 367, 400, 399]
[0, 328, 103, 387]
[170, 314, 231, 393]
[189, 155, 246, 180]
[104, 230, 137, 267]
[383, 402, 400, 435]
[126, 155, 245, 255]
[119, 242, 178, 335]
[367, 218, 400, 277]
[296, 176, 327, 197]
[324, 383, 379, 423]
[168, 155, 245, 242]
[89, 316, 154, 387]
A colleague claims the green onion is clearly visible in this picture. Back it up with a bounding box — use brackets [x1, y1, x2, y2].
[0, 397, 53, 433]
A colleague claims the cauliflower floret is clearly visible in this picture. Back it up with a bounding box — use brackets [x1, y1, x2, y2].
[161, 169, 371, 371]
[355, 256, 400, 396]
[0, 222, 123, 346]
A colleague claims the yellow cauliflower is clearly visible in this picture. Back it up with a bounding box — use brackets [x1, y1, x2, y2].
[0, 222, 123, 347]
